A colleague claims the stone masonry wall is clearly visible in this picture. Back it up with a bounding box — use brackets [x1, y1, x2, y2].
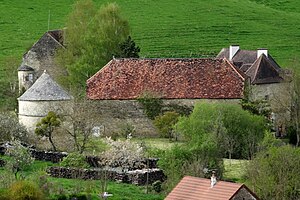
[89, 99, 240, 137]
[47, 167, 166, 186]
[251, 82, 291, 130]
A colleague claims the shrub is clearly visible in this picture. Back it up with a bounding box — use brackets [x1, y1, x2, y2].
[154, 111, 179, 139]
[246, 145, 300, 200]
[60, 152, 89, 168]
[5, 140, 34, 179]
[9, 180, 44, 200]
[137, 92, 163, 119]
[0, 112, 28, 143]
[152, 180, 162, 193]
[100, 137, 144, 169]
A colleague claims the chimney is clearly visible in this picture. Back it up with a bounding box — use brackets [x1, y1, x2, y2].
[257, 48, 268, 58]
[229, 45, 239, 61]
[210, 171, 217, 188]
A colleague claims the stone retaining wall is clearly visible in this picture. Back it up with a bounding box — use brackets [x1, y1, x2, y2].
[47, 166, 166, 186]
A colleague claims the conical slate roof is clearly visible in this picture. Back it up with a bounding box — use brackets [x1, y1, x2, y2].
[18, 71, 73, 101]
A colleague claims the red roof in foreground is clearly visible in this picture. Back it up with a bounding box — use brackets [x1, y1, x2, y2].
[165, 176, 258, 200]
[87, 58, 245, 100]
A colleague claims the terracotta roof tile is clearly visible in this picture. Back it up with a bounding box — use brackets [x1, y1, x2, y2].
[165, 176, 253, 200]
[87, 58, 245, 100]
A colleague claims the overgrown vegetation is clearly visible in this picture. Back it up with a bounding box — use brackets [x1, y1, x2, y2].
[246, 145, 300, 200]
[5, 140, 34, 179]
[137, 92, 163, 120]
[60, 153, 89, 169]
[0, 112, 28, 143]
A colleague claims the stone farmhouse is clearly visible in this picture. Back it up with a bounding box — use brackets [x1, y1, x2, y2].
[165, 176, 259, 200]
[86, 58, 245, 136]
[18, 30, 64, 93]
[18, 30, 291, 136]
[217, 45, 291, 135]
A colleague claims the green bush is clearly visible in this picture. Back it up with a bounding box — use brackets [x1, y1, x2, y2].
[154, 111, 180, 139]
[60, 152, 89, 168]
[9, 180, 44, 200]
[137, 92, 163, 119]
[152, 180, 162, 193]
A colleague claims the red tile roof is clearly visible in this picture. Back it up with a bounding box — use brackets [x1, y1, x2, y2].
[87, 58, 245, 100]
[165, 176, 257, 200]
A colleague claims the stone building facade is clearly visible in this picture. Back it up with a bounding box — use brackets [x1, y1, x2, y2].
[217, 45, 292, 134]
[87, 58, 245, 136]
[18, 30, 64, 92]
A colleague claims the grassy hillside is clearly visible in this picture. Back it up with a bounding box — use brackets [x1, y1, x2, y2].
[0, 0, 300, 109]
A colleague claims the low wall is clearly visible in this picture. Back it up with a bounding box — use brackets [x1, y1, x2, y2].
[0, 143, 159, 169]
[47, 166, 166, 186]
[30, 149, 68, 163]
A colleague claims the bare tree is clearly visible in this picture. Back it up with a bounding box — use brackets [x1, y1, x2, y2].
[65, 99, 99, 153]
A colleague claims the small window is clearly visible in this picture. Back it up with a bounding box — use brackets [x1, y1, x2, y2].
[28, 74, 34, 82]
[24, 74, 34, 82]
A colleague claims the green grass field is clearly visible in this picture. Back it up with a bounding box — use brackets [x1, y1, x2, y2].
[1, 0, 300, 110]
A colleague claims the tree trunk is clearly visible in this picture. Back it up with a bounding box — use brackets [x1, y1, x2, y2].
[48, 132, 57, 152]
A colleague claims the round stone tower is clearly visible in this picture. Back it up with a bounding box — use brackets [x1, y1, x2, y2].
[18, 64, 35, 93]
[18, 70, 73, 134]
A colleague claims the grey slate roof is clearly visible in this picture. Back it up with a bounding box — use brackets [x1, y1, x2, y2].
[216, 47, 283, 84]
[18, 64, 34, 71]
[18, 71, 73, 101]
[246, 54, 283, 84]
[216, 48, 281, 71]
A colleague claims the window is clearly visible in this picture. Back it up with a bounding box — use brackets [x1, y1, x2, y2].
[28, 73, 33, 82]
[24, 73, 34, 82]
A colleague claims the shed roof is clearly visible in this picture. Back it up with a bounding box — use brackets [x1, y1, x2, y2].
[18, 71, 73, 101]
[87, 58, 245, 100]
[165, 176, 258, 200]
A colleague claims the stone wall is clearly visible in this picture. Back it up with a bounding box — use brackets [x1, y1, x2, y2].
[89, 99, 240, 137]
[30, 149, 68, 163]
[22, 32, 62, 78]
[251, 82, 291, 130]
[47, 166, 166, 186]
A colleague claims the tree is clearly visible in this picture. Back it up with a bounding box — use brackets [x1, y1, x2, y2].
[0, 112, 28, 143]
[154, 111, 180, 139]
[246, 145, 300, 200]
[99, 137, 144, 169]
[35, 111, 61, 151]
[176, 102, 266, 159]
[56, 1, 136, 92]
[116, 36, 140, 58]
[5, 140, 34, 179]
[64, 99, 98, 154]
